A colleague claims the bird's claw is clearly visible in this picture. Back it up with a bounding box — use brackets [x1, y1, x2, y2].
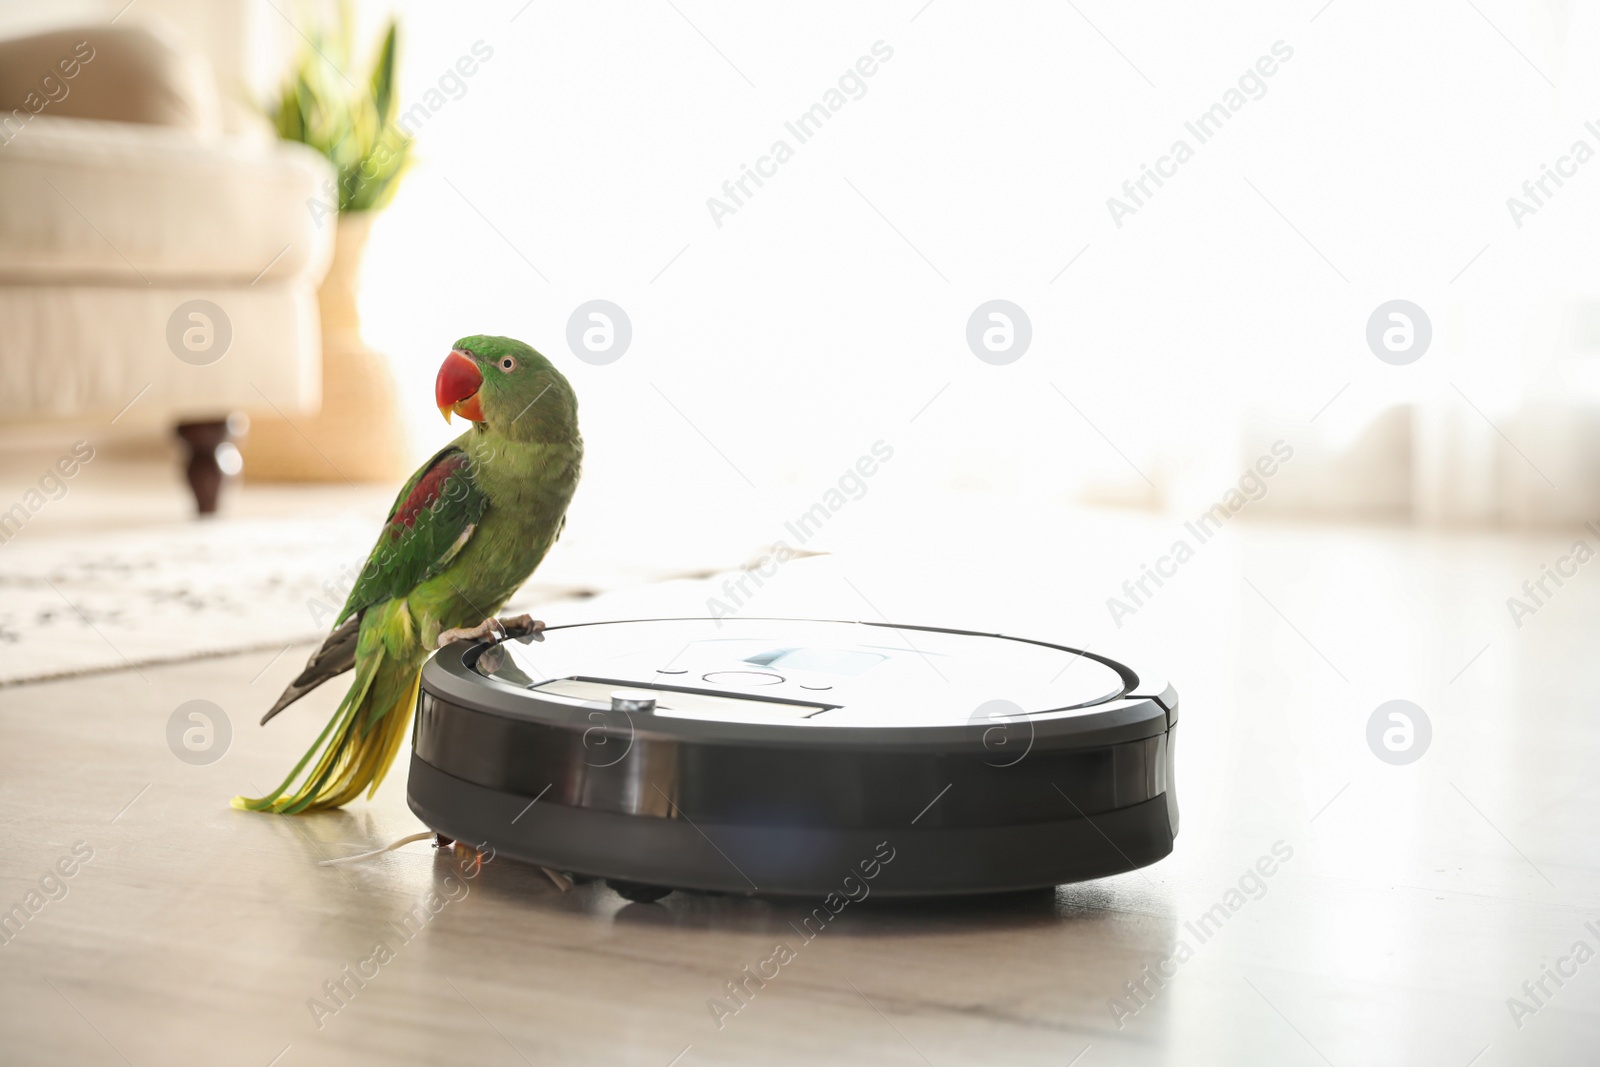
[500, 614, 547, 644]
[436, 614, 546, 649]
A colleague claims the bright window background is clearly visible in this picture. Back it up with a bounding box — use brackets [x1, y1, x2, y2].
[333, 1, 1596, 539]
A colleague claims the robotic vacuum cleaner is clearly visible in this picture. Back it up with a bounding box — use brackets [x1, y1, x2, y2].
[409, 618, 1178, 899]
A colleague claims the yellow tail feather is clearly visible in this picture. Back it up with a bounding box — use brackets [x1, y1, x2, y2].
[232, 650, 422, 815]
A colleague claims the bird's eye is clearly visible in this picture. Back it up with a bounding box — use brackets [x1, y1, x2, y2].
[498, 356, 517, 373]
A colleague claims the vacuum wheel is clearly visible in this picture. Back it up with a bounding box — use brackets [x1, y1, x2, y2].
[607, 879, 672, 903]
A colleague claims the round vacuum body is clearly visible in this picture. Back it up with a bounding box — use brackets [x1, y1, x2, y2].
[408, 618, 1178, 898]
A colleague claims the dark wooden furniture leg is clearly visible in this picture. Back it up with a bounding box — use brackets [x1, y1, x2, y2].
[174, 415, 246, 515]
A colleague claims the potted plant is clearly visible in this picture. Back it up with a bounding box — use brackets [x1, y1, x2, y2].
[244, 8, 412, 482]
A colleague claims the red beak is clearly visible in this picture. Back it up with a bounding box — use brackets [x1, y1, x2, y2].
[436, 349, 485, 423]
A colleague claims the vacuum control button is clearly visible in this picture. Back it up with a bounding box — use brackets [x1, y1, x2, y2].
[611, 691, 657, 713]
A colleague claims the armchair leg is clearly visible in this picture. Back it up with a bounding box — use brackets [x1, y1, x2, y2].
[175, 415, 246, 515]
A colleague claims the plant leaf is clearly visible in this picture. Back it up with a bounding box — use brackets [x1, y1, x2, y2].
[262, 8, 414, 216]
[370, 20, 398, 129]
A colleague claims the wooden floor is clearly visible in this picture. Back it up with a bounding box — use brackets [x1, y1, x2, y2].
[3, 499, 1598, 1065]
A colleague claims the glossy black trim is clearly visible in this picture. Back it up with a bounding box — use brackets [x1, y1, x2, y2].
[408, 753, 1178, 897]
[414, 688, 1173, 826]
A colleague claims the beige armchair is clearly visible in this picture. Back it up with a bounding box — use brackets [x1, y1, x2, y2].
[0, 21, 334, 512]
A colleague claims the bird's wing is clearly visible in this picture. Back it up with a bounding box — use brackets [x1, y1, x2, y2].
[259, 613, 361, 724]
[335, 445, 489, 627]
[260, 446, 487, 725]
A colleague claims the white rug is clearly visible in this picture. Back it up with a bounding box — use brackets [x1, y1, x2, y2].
[0, 514, 751, 686]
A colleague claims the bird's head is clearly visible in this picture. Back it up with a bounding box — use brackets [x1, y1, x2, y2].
[436, 335, 578, 443]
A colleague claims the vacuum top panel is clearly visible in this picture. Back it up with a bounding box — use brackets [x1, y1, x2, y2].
[468, 617, 1136, 728]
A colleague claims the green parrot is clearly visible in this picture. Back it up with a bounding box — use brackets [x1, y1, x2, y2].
[234, 335, 582, 814]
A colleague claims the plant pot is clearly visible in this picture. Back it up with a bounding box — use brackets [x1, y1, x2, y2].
[242, 213, 409, 483]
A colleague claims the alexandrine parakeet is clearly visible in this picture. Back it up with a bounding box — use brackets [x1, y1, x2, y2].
[234, 335, 582, 814]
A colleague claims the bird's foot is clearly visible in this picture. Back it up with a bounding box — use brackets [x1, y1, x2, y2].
[437, 614, 545, 649]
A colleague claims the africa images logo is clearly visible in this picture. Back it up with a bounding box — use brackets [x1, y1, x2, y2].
[705, 41, 894, 228]
[1105, 40, 1294, 228]
[1106, 441, 1293, 627]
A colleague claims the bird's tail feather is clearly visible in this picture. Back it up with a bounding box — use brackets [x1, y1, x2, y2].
[232, 646, 421, 815]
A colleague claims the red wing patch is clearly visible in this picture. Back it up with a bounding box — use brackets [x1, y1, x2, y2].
[388, 452, 470, 539]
